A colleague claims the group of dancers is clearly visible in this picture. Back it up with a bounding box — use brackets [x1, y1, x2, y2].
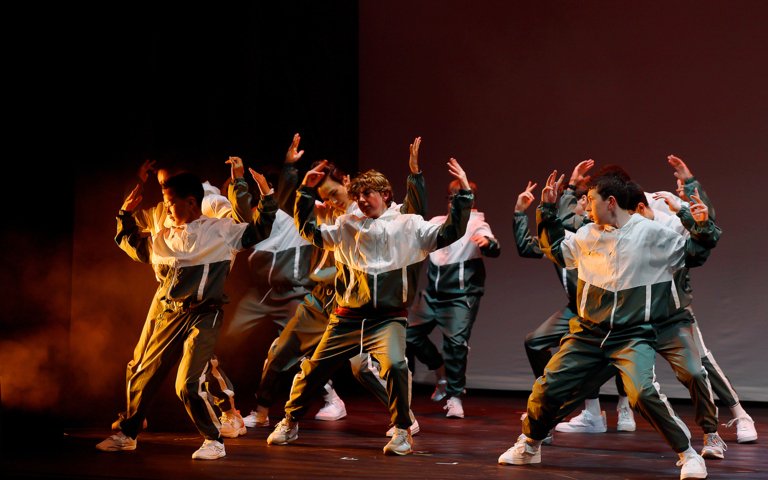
[96, 134, 757, 479]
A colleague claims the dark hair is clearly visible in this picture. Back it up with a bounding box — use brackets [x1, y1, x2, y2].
[588, 174, 629, 209]
[311, 160, 348, 186]
[591, 164, 631, 182]
[447, 179, 477, 199]
[625, 181, 647, 211]
[162, 172, 204, 206]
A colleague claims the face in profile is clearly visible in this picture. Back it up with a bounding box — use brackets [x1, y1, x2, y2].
[163, 189, 196, 226]
[586, 188, 612, 225]
[355, 188, 388, 219]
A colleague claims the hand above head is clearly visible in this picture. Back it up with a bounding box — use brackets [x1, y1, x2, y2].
[447, 158, 470, 191]
[121, 184, 143, 212]
[667, 155, 693, 181]
[652, 191, 683, 213]
[569, 159, 594, 186]
[541, 170, 564, 204]
[286, 133, 305, 164]
[689, 187, 709, 223]
[409, 136, 422, 174]
[470, 234, 490, 248]
[515, 181, 538, 213]
[249, 168, 271, 196]
[302, 159, 328, 188]
[675, 178, 690, 202]
[138, 159, 157, 183]
[226, 156, 245, 180]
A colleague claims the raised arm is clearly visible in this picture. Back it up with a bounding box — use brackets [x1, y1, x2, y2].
[513, 181, 544, 258]
[434, 158, 473, 248]
[115, 184, 151, 263]
[536, 170, 570, 269]
[667, 154, 716, 221]
[400, 136, 427, 216]
[276, 133, 305, 212]
[559, 159, 593, 231]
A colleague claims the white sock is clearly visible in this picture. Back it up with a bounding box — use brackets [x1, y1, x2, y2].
[730, 403, 749, 419]
[617, 395, 630, 410]
[585, 398, 602, 416]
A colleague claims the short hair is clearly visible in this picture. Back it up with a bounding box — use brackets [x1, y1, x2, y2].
[348, 170, 393, 206]
[573, 178, 590, 198]
[588, 173, 629, 209]
[625, 181, 647, 211]
[162, 172, 204, 206]
[592, 164, 631, 182]
[311, 160, 348, 186]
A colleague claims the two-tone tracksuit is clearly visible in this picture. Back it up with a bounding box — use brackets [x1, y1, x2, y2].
[255, 172, 427, 410]
[282, 184, 472, 429]
[527, 203, 719, 453]
[114, 178, 276, 441]
[406, 210, 500, 398]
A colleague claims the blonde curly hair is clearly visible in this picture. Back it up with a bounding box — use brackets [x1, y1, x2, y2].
[348, 170, 393, 206]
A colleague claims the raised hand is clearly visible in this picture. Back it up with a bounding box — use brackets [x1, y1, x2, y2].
[675, 178, 689, 202]
[286, 133, 305, 164]
[121, 184, 143, 212]
[249, 168, 270, 196]
[541, 170, 564, 204]
[652, 191, 683, 213]
[515, 181, 538, 213]
[569, 159, 594, 186]
[446, 158, 470, 191]
[667, 155, 693, 182]
[409, 136, 422, 174]
[138, 159, 157, 183]
[689, 187, 709, 223]
[226, 156, 245, 180]
[302, 159, 329, 188]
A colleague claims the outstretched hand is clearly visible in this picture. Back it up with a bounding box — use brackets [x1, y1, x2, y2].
[667, 155, 693, 182]
[569, 159, 594, 186]
[470, 234, 490, 248]
[286, 133, 305, 164]
[446, 158, 470, 191]
[541, 170, 564, 204]
[302, 159, 329, 188]
[652, 191, 683, 213]
[515, 181, 538, 213]
[121, 184, 143, 212]
[689, 187, 709, 223]
[409, 136, 422, 174]
[226, 156, 245, 180]
[249, 168, 270, 196]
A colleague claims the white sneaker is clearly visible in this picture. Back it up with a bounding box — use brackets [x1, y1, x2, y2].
[314, 385, 347, 421]
[498, 434, 541, 465]
[383, 427, 413, 455]
[444, 397, 464, 418]
[677, 453, 707, 479]
[191, 439, 226, 460]
[555, 410, 607, 433]
[243, 406, 270, 428]
[725, 415, 758, 443]
[267, 418, 299, 445]
[219, 410, 247, 438]
[387, 419, 420, 437]
[617, 405, 636, 432]
[96, 432, 137, 452]
[430, 379, 447, 402]
[700, 432, 727, 459]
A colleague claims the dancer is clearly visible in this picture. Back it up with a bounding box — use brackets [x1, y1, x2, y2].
[406, 179, 500, 419]
[97, 160, 276, 460]
[499, 168, 719, 480]
[266, 158, 473, 456]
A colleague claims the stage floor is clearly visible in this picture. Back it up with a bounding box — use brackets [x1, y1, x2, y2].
[3, 390, 766, 479]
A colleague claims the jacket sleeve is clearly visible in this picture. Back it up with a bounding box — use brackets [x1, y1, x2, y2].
[227, 177, 255, 223]
[399, 172, 427, 217]
[434, 189, 473, 249]
[682, 218, 721, 267]
[513, 212, 543, 259]
[115, 210, 151, 263]
[294, 186, 326, 248]
[684, 177, 716, 222]
[536, 202, 571, 269]
[276, 164, 300, 213]
[241, 193, 277, 249]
